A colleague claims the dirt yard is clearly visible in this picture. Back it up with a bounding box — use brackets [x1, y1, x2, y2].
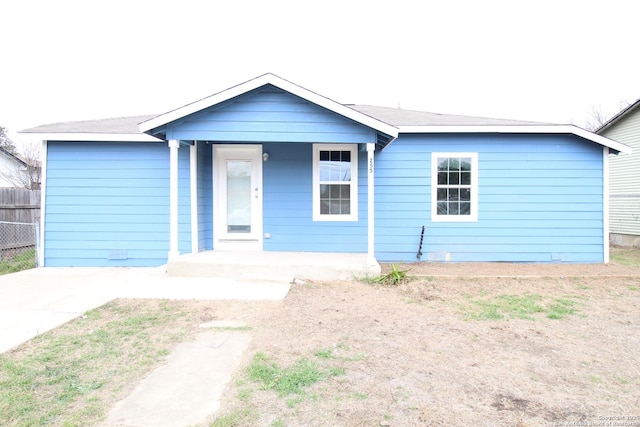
[208, 252, 640, 426]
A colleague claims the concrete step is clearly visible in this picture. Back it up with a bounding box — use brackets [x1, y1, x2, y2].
[166, 251, 381, 282]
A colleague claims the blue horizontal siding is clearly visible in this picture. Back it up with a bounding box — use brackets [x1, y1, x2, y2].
[47, 168, 170, 179]
[375, 133, 605, 263]
[44, 141, 192, 267]
[375, 250, 603, 263]
[261, 142, 368, 253]
[44, 130, 606, 265]
[44, 249, 170, 267]
[197, 142, 213, 251]
[166, 87, 376, 144]
[46, 186, 169, 197]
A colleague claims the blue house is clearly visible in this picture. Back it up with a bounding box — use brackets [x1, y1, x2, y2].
[22, 74, 630, 268]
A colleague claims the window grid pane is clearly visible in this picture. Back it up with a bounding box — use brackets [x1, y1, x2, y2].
[319, 150, 352, 216]
[320, 184, 350, 215]
[436, 156, 472, 216]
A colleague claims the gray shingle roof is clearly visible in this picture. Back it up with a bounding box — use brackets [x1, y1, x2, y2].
[21, 106, 546, 136]
[348, 105, 548, 126]
[22, 115, 158, 134]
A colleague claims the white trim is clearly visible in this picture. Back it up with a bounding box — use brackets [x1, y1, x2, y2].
[603, 147, 610, 264]
[431, 152, 479, 223]
[312, 144, 359, 222]
[21, 133, 163, 142]
[190, 142, 199, 254]
[366, 143, 376, 265]
[398, 125, 632, 154]
[168, 139, 180, 260]
[139, 73, 399, 138]
[38, 140, 47, 267]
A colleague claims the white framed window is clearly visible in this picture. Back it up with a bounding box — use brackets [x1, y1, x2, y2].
[313, 144, 358, 221]
[431, 152, 478, 222]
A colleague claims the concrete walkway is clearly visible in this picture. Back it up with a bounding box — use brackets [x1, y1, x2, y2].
[0, 266, 289, 354]
[0, 266, 289, 427]
[100, 327, 252, 427]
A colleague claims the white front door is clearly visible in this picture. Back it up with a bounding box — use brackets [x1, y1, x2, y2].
[214, 145, 263, 250]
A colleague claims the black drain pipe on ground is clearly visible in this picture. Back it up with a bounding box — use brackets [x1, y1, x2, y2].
[417, 225, 425, 260]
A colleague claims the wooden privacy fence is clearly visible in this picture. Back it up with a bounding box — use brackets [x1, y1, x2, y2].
[0, 188, 41, 260]
[0, 188, 41, 223]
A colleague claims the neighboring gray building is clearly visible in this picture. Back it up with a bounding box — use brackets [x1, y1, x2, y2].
[0, 146, 27, 188]
[598, 99, 640, 247]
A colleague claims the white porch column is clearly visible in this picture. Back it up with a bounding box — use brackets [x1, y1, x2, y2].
[38, 140, 48, 267]
[603, 146, 610, 264]
[190, 142, 199, 254]
[367, 143, 376, 265]
[168, 139, 180, 260]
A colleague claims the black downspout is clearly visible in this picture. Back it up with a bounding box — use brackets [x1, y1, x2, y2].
[417, 225, 425, 260]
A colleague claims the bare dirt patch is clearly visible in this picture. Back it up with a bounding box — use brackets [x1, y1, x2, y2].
[211, 258, 640, 426]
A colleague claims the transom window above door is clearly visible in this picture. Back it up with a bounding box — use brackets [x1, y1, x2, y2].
[313, 144, 358, 221]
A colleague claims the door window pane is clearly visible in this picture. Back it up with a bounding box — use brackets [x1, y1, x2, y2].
[227, 160, 251, 233]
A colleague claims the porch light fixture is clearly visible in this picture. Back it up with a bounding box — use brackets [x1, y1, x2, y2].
[263, 152, 270, 162]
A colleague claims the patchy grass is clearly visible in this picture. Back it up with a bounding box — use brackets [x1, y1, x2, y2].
[246, 352, 342, 397]
[462, 294, 581, 320]
[0, 249, 36, 276]
[463, 294, 545, 320]
[210, 348, 352, 426]
[610, 246, 640, 267]
[0, 299, 204, 427]
[547, 298, 579, 319]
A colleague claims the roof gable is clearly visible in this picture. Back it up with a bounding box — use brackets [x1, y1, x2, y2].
[140, 73, 398, 142]
[159, 85, 379, 144]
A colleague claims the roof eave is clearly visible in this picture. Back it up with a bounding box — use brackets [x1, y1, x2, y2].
[139, 73, 399, 139]
[18, 132, 164, 142]
[397, 124, 632, 154]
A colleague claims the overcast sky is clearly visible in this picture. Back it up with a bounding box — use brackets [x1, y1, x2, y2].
[2, 0, 638, 149]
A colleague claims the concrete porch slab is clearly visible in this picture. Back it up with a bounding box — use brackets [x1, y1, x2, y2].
[166, 251, 381, 282]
